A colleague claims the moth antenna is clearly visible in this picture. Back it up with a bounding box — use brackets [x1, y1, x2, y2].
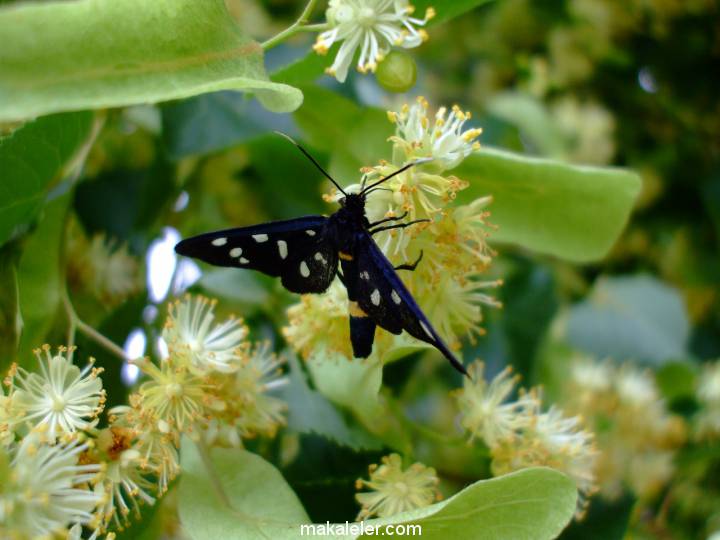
[274, 131, 347, 196]
[362, 157, 433, 193]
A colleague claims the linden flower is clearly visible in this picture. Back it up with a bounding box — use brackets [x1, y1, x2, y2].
[6, 345, 105, 439]
[355, 453, 440, 519]
[163, 295, 248, 374]
[95, 447, 156, 532]
[133, 357, 212, 439]
[455, 362, 536, 447]
[102, 412, 180, 495]
[492, 404, 599, 517]
[283, 280, 353, 359]
[314, 0, 434, 82]
[2, 431, 102, 538]
[206, 342, 288, 444]
[388, 97, 483, 171]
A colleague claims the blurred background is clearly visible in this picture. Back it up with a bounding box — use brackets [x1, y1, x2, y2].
[11, 0, 718, 538]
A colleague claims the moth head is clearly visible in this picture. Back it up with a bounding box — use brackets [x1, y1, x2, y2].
[339, 192, 366, 211]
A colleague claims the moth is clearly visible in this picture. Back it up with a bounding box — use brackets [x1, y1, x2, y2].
[175, 135, 467, 375]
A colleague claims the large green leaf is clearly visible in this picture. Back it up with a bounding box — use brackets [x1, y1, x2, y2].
[16, 194, 71, 366]
[178, 441, 311, 540]
[0, 111, 93, 246]
[364, 468, 577, 540]
[179, 441, 578, 540]
[0, 0, 302, 121]
[563, 275, 690, 364]
[455, 148, 642, 262]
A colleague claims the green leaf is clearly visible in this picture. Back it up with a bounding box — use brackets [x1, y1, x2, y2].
[179, 439, 577, 540]
[363, 468, 577, 540]
[414, 0, 495, 24]
[0, 244, 21, 368]
[282, 355, 382, 450]
[199, 268, 270, 307]
[161, 92, 296, 159]
[306, 347, 384, 422]
[16, 194, 71, 365]
[178, 441, 311, 540]
[0, 111, 93, 246]
[564, 275, 690, 364]
[655, 361, 698, 403]
[0, 0, 302, 121]
[455, 148, 642, 262]
[486, 92, 567, 158]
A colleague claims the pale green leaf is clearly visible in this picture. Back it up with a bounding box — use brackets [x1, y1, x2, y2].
[455, 148, 642, 262]
[199, 268, 270, 306]
[564, 275, 690, 363]
[16, 194, 71, 365]
[0, 0, 302, 121]
[359, 468, 577, 540]
[486, 92, 567, 157]
[0, 111, 93, 246]
[306, 347, 384, 421]
[179, 445, 577, 540]
[178, 441, 310, 540]
[282, 355, 382, 450]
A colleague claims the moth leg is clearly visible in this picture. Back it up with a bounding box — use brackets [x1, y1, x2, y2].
[394, 250, 424, 272]
[369, 219, 430, 235]
[337, 268, 346, 285]
[369, 211, 408, 227]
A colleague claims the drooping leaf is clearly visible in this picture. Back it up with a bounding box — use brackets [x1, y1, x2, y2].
[0, 0, 302, 121]
[178, 440, 311, 540]
[564, 275, 690, 363]
[161, 92, 297, 159]
[0, 111, 93, 246]
[281, 355, 382, 450]
[199, 268, 270, 307]
[455, 148, 642, 262]
[16, 194, 71, 365]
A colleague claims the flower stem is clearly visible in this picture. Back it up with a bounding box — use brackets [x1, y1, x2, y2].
[261, 0, 325, 50]
[61, 288, 130, 363]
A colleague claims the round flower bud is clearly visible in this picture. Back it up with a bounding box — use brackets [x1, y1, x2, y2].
[375, 50, 417, 93]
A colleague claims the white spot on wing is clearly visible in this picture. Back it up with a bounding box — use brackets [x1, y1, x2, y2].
[420, 321, 434, 339]
[314, 252, 327, 265]
[240, 257, 249, 264]
[300, 261, 310, 278]
[277, 240, 288, 259]
[360, 271, 370, 280]
[371, 289, 381, 306]
[229, 247, 243, 258]
[306, 230, 316, 236]
[391, 290, 402, 304]
[253, 234, 269, 243]
[212, 237, 227, 246]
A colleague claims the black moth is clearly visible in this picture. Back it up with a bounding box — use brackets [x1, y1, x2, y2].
[174, 135, 467, 375]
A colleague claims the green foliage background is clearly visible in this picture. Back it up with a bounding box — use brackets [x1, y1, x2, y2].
[1, 0, 718, 538]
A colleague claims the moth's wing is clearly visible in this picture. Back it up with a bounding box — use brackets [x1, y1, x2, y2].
[175, 216, 337, 294]
[352, 232, 467, 375]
